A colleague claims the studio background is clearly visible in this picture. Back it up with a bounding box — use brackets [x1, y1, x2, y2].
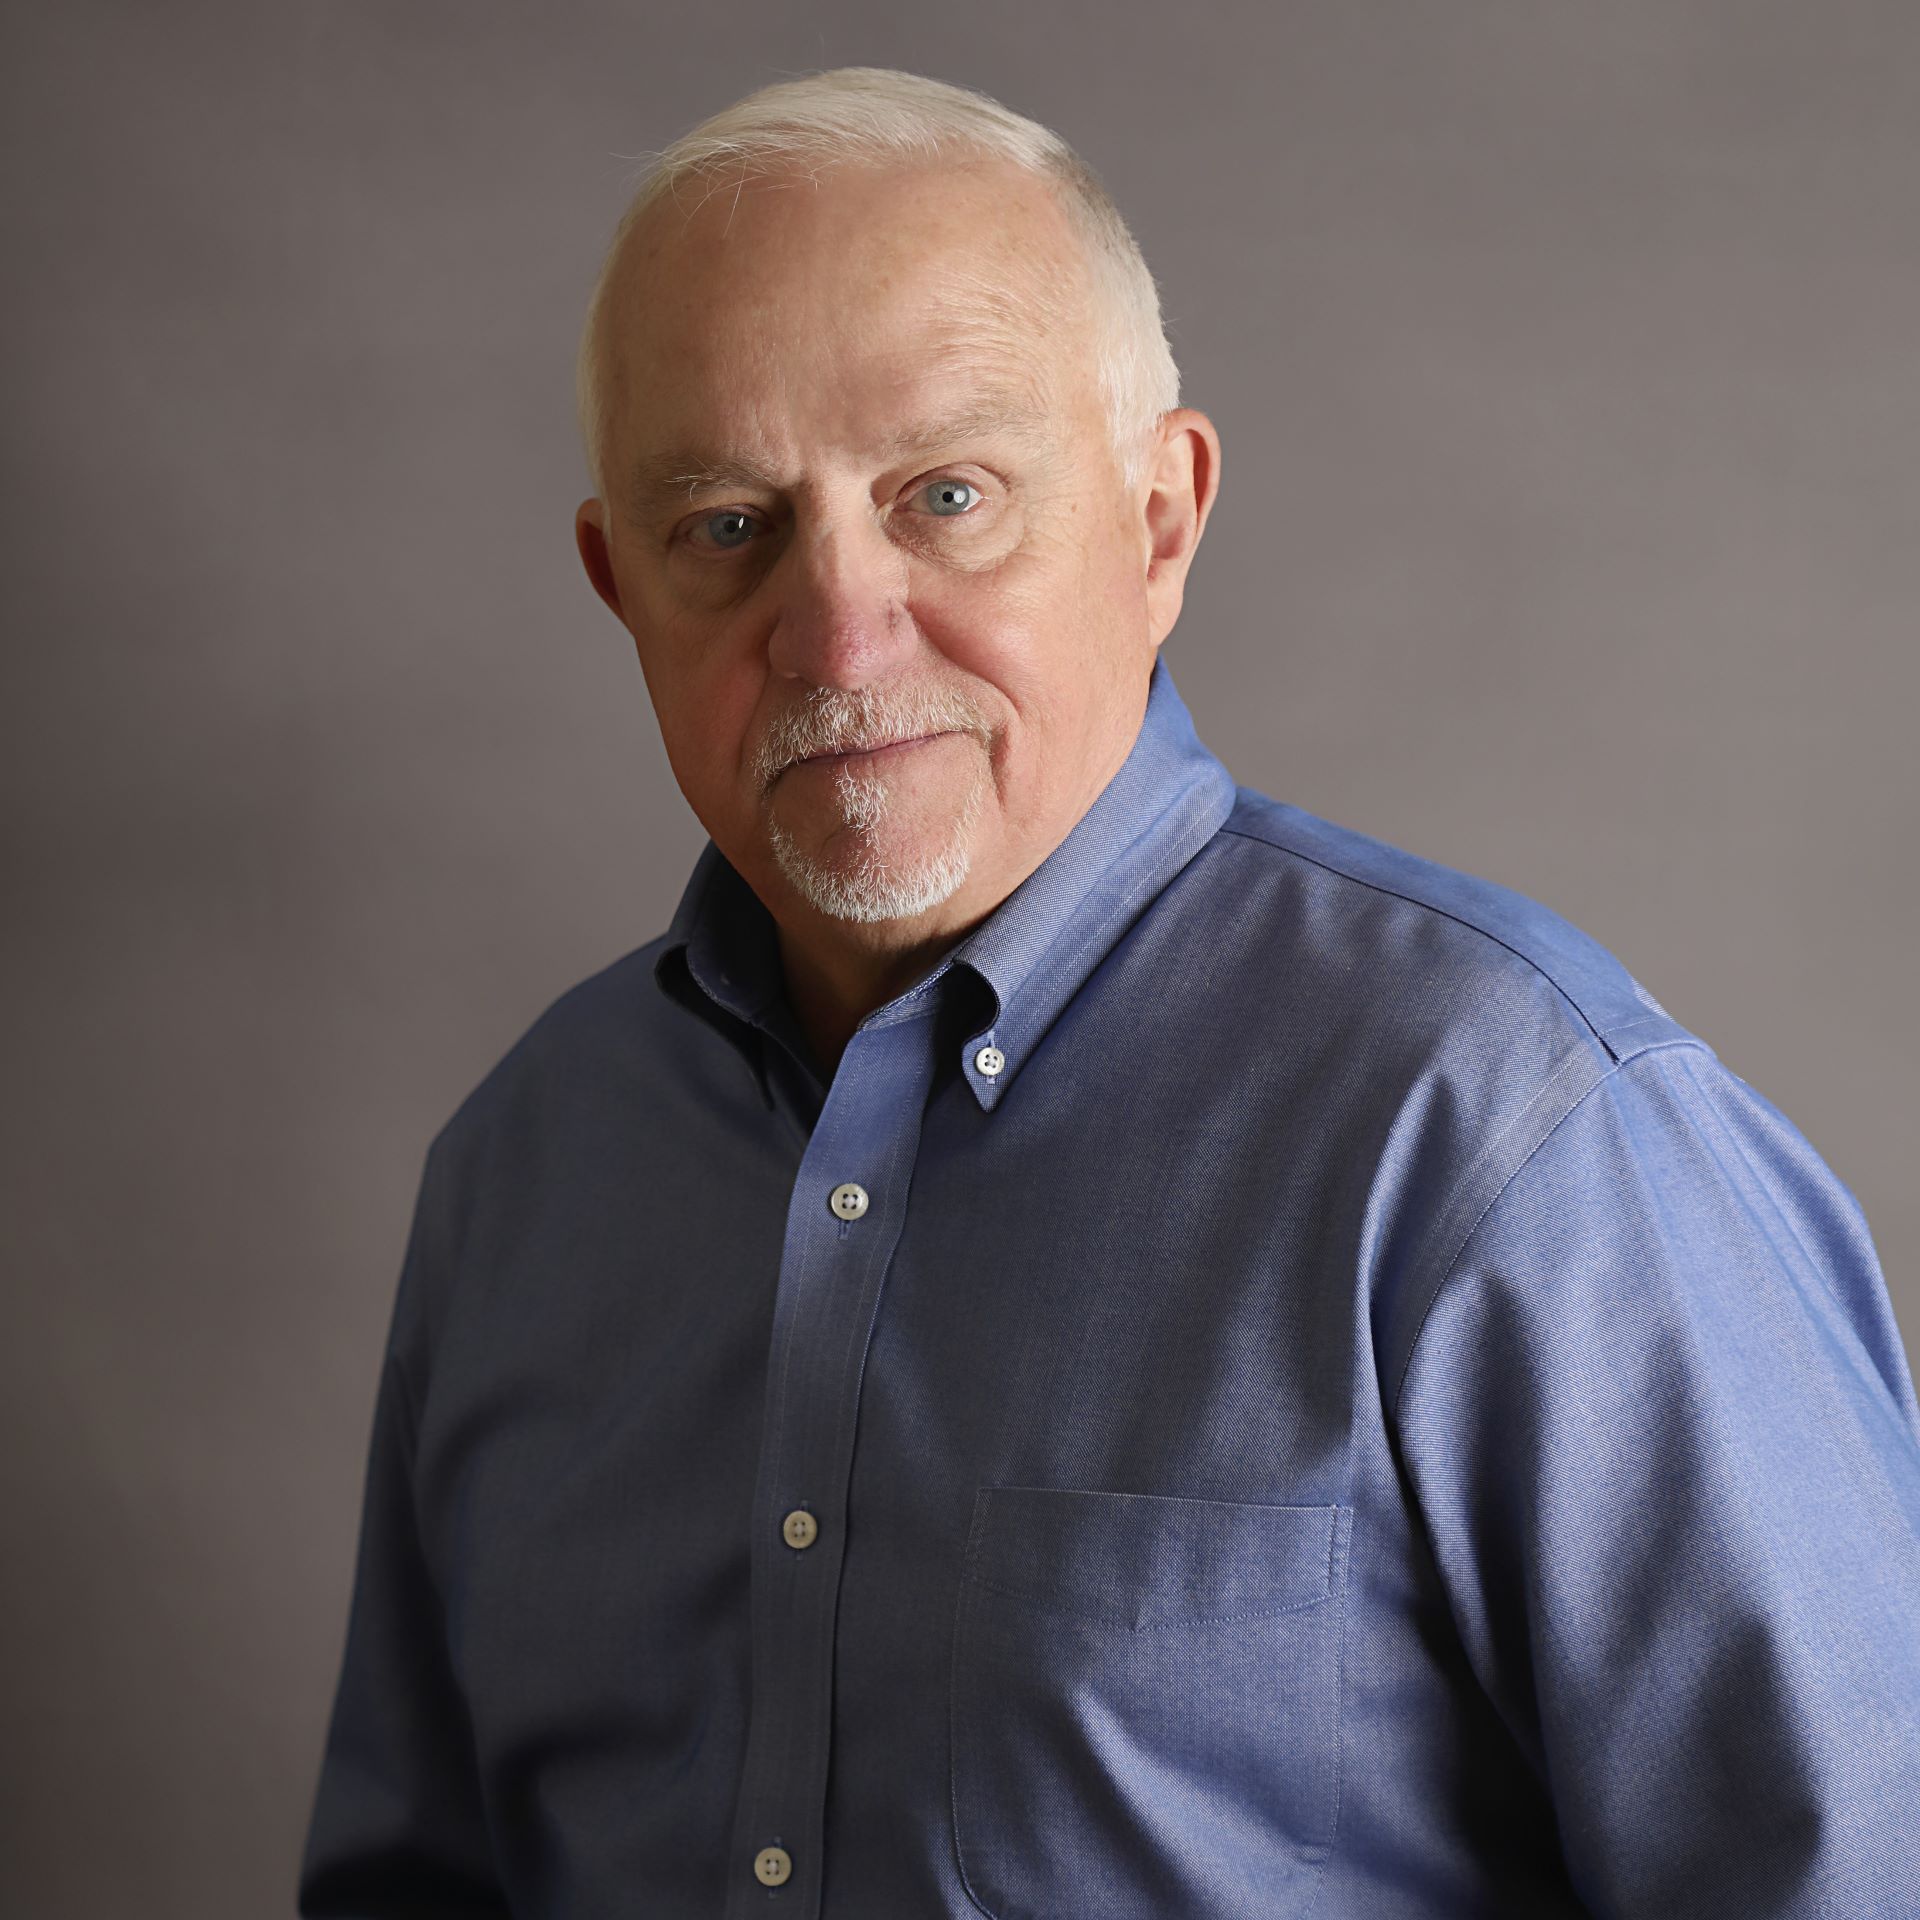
[3, 4, 1915, 1915]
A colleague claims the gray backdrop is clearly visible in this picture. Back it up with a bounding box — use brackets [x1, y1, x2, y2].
[3, 3, 1915, 1913]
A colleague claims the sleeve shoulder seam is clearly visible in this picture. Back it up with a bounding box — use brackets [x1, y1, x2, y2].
[1388, 1036, 1712, 1420]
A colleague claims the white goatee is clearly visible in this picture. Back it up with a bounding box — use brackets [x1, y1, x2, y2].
[757, 684, 990, 924]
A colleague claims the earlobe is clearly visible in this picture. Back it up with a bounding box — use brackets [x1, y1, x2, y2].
[575, 499, 625, 622]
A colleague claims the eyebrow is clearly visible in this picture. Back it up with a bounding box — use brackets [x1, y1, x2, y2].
[625, 394, 1054, 518]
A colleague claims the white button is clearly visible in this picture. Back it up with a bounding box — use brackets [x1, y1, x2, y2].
[829, 1182, 869, 1221]
[974, 1044, 1006, 1078]
[754, 1845, 792, 1886]
[782, 1508, 818, 1549]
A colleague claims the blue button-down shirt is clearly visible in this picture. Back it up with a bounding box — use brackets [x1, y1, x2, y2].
[299, 659, 1920, 1918]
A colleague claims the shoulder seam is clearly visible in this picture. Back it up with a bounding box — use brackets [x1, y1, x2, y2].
[1389, 1034, 1713, 1419]
[1217, 818, 1624, 1061]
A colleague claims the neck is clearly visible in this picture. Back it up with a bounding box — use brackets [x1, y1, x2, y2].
[776, 916, 973, 1082]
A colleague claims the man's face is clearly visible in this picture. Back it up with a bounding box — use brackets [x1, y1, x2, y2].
[578, 157, 1169, 944]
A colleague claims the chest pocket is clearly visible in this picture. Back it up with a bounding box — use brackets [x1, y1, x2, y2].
[949, 1486, 1351, 1919]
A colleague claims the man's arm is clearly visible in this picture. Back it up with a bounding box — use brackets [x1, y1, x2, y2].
[297, 1140, 508, 1917]
[1394, 1042, 1920, 1917]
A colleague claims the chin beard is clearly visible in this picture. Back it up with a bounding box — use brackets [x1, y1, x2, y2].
[766, 761, 986, 924]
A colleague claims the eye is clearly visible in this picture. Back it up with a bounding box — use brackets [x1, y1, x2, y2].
[686, 508, 764, 552]
[915, 477, 981, 517]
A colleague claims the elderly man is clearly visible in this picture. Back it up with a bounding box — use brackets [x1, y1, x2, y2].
[299, 66, 1920, 1920]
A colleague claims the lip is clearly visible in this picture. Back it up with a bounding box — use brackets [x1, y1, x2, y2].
[792, 730, 955, 771]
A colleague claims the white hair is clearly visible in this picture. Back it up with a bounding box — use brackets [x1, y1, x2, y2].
[574, 66, 1182, 502]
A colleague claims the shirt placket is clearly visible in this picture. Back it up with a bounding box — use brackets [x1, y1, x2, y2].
[723, 990, 942, 1917]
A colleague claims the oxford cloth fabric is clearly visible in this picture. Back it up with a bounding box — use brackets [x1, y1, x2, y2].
[298, 659, 1920, 1918]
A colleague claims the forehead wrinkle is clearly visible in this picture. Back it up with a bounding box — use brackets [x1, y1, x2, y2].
[873, 387, 1056, 461]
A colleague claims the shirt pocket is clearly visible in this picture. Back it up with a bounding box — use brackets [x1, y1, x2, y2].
[948, 1485, 1351, 1920]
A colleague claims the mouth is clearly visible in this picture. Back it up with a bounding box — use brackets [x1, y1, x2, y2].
[790, 730, 956, 772]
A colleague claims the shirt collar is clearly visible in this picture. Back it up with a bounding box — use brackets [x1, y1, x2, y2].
[942, 656, 1237, 1109]
[653, 833, 798, 1109]
[654, 656, 1238, 1112]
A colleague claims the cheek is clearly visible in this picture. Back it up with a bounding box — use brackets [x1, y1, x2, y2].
[908, 519, 1137, 693]
[905, 587, 1063, 767]
[636, 615, 769, 816]
[904, 539, 1077, 675]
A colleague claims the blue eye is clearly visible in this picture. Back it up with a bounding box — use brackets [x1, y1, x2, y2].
[921, 479, 979, 517]
[698, 509, 760, 550]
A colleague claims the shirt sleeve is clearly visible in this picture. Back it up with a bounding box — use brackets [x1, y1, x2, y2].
[297, 1139, 509, 1917]
[1393, 1041, 1920, 1919]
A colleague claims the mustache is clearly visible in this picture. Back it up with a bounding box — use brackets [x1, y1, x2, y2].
[752, 684, 989, 787]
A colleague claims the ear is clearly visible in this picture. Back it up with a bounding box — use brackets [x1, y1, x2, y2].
[574, 497, 625, 622]
[1139, 408, 1222, 649]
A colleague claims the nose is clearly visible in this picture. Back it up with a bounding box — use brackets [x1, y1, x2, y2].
[763, 499, 915, 691]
